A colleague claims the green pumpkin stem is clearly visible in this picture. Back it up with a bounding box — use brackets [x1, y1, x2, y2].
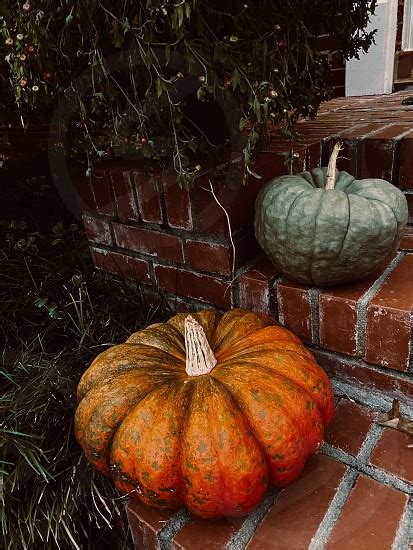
[185, 315, 217, 376]
[325, 141, 343, 190]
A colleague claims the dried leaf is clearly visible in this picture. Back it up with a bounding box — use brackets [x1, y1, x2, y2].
[377, 399, 413, 442]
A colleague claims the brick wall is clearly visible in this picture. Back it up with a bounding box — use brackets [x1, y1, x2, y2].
[77, 154, 288, 312]
[74, 90, 413, 392]
[239, 254, 413, 384]
[314, 34, 346, 97]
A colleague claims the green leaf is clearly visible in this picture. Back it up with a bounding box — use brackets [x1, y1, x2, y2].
[185, 2, 191, 19]
[165, 44, 171, 64]
[35, 297, 48, 308]
[231, 67, 240, 91]
[72, 274, 82, 287]
[196, 87, 206, 101]
[52, 222, 64, 235]
[177, 5, 184, 28]
[187, 139, 197, 152]
[253, 97, 261, 122]
[156, 78, 164, 98]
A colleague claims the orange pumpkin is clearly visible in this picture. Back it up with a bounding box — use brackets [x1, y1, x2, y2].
[75, 308, 334, 519]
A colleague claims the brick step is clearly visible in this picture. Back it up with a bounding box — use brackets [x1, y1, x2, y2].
[126, 397, 413, 550]
[239, 250, 413, 377]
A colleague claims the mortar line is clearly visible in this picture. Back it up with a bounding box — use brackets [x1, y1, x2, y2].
[309, 287, 321, 345]
[331, 378, 413, 417]
[309, 345, 413, 385]
[226, 488, 279, 550]
[392, 496, 413, 550]
[356, 251, 406, 357]
[356, 422, 384, 463]
[158, 507, 189, 550]
[308, 467, 359, 550]
[321, 444, 412, 494]
[264, 276, 278, 321]
[273, 275, 285, 326]
[408, 311, 413, 374]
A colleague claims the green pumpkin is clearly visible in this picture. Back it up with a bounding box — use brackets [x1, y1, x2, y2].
[254, 145, 408, 286]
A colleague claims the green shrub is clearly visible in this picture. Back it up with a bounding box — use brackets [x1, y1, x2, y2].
[1, 215, 170, 549]
[0, 0, 377, 183]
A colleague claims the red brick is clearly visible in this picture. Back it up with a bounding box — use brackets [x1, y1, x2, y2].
[398, 137, 413, 189]
[276, 280, 313, 343]
[313, 34, 337, 53]
[318, 263, 393, 357]
[238, 257, 279, 313]
[328, 123, 382, 176]
[154, 264, 232, 308]
[324, 400, 375, 456]
[295, 127, 334, 142]
[330, 51, 345, 70]
[397, 50, 413, 79]
[113, 223, 184, 263]
[370, 428, 413, 484]
[306, 142, 322, 170]
[163, 172, 192, 230]
[365, 254, 413, 371]
[327, 475, 409, 549]
[192, 156, 283, 235]
[90, 248, 151, 283]
[329, 68, 345, 88]
[360, 125, 413, 183]
[126, 498, 178, 550]
[186, 233, 261, 276]
[110, 170, 138, 220]
[133, 171, 163, 225]
[172, 517, 243, 550]
[247, 455, 347, 550]
[90, 169, 115, 216]
[312, 349, 413, 402]
[82, 214, 113, 246]
[399, 226, 413, 250]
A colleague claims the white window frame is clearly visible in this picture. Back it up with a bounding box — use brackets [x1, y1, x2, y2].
[402, 0, 413, 50]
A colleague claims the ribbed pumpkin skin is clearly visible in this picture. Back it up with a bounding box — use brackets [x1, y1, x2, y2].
[75, 309, 334, 519]
[255, 167, 408, 286]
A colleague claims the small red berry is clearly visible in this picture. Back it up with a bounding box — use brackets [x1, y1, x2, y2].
[42, 71, 54, 81]
[22, 3, 32, 12]
[19, 78, 28, 88]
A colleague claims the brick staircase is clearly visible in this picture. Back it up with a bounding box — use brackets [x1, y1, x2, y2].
[76, 90, 413, 390]
[4, 90, 413, 549]
[126, 396, 412, 549]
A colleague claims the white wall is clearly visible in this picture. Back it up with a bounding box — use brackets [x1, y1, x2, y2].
[345, 0, 398, 96]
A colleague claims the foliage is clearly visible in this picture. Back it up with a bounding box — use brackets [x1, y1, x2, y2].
[0, 188, 171, 549]
[0, 0, 377, 183]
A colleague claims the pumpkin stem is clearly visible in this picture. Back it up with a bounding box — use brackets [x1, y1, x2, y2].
[325, 142, 343, 190]
[184, 315, 217, 376]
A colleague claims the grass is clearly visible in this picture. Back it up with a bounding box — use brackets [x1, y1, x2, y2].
[0, 176, 171, 549]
